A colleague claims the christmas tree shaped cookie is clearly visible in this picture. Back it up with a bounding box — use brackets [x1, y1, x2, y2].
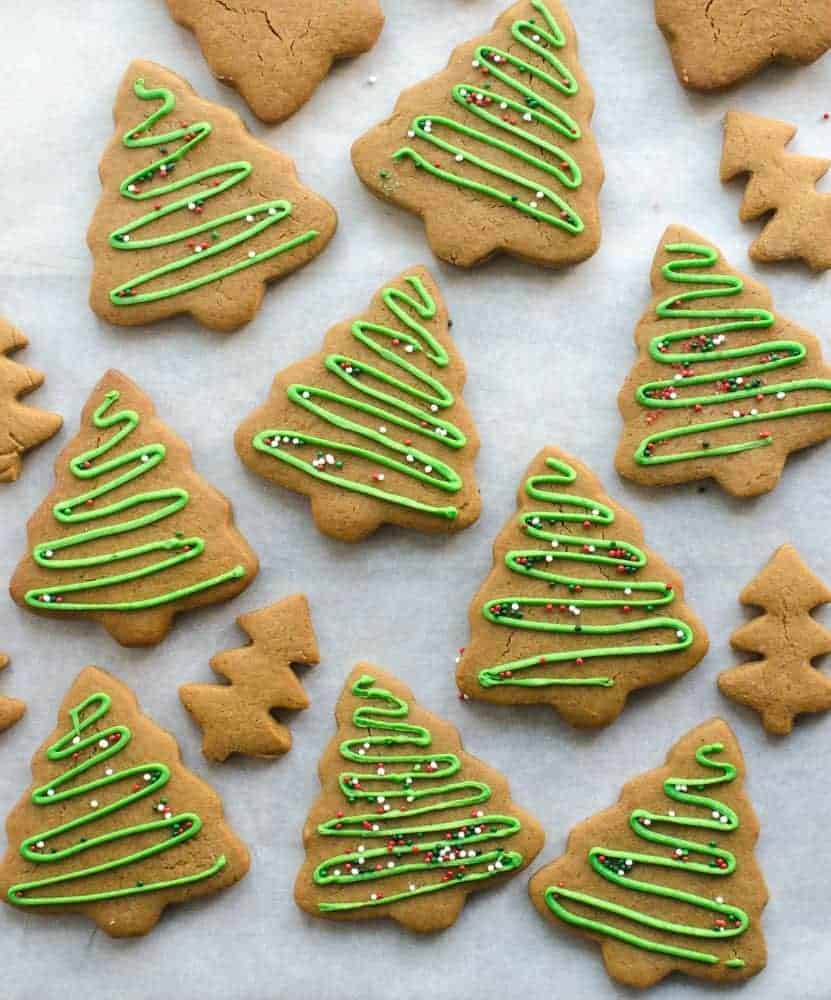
[0, 667, 249, 937]
[0, 319, 61, 483]
[656, 1, 831, 92]
[180, 594, 320, 761]
[456, 447, 708, 727]
[165, 0, 385, 124]
[10, 370, 258, 647]
[721, 110, 831, 271]
[351, 0, 604, 268]
[719, 545, 831, 735]
[0, 656, 25, 735]
[616, 225, 831, 497]
[295, 665, 544, 930]
[236, 266, 481, 541]
[529, 719, 768, 988]
[88, 60, 337, 332]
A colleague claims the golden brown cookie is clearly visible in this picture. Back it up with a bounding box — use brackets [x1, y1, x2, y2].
[721, 109, 831, 271]
[235, 266, 481, 541]
[180, 594, 319, 761]
[351, 0, 604, 268]
[0, 666, 249, 937]
[87, 59, 337, 332]
[656, 0, 831, 91]
[295, 664, 544, 931]
[0, 655, 25, 735]
[165, 0, 385, 124]
[0, 319, 61, 484]
[718, 544, 831, 735]
[456, 446, 708, 727]
[529, 718, 768, 988]
[616, 224, 831, 496]
[10, 370, 258, 647]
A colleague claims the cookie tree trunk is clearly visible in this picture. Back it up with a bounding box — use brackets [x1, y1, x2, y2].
[0, 667, 249, 937]
[10, 370, 258, 647]
[719, 544, 831, 735]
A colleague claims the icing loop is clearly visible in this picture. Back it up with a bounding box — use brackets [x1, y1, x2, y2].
[8, 692, 225, 906]
[478, 458, 694, 690]
[313, 675, 526, 912]
[253, 276, 468, 520]
[634, 242, 831, 466]
[24, 388, 246, 611]
[545, 742, 750, 968]
[393, 0, 585, 231]
[109, 79, 320, 305]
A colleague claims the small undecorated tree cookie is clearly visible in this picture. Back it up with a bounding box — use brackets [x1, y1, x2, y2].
[165, 0, 385, 124]
[10, 370, 258, 647]
[721, 110, 831, 271]
[616, 224, 831, 496]
[0, 655, 25, 735]
[530, 718, 768, 988]
[0, 666, 250, 937]
[456, 446, 708, 727]
[656, 0, 831, 91]
[0, 319, 61, 484]
[180, 594, 320, 761]
[295, 665, 544, 930]
[719, 544, 831, 735]
[352, 0, 604, 268]
[88, 60, 337, 331]
[236, 266, 481, 541]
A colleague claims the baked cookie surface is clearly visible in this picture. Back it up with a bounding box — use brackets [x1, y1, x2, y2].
[0, 666, 250, 937]
[165, 0, 385, 123]
[656, 0, 831, 90]
[352, 0, 604, 268]
[88, 60, 337, 332]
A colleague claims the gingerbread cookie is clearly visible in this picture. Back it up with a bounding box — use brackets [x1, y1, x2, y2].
[530, 718, 768, 987]
[616, 224, 831, 496]
[0, 319, 61, 483]
[10, 370, 258, 647]
[235, 266, 481, 541]
[165, 0, 385, 124]
[656, 0, 831, 91]
[456, 447, 708, 727]
[721, 110, 831, 271]
[351, 0, 604, 268]
[295, 665, 544, 930]
[180, 594, 319, 762]
[88, 60, 336, 332]
[0, 666, 249, 937]
[719, 544, 831, 736]
[0, 656, 25, 735]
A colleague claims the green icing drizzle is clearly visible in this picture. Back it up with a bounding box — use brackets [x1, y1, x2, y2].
[108, 78, 319, 306]
[544, 742, 750, 968]
[478, 457, 693, 690]
[8, 691, 226, 907]
[253, 276, 468, 521]
[634, 242, 831, 466]
[313, 674, 526, 912]
[393, 0, 584, 231]
[24, 388, 246, 612]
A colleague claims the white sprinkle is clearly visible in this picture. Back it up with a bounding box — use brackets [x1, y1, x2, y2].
[246, 214, 255, 223]
[302, 391, 310, 399]
[409, 884, 416, 892]
[105, 768, 113, 776]
[536, 191, 545, 199]
[188, 202, 196, 210]
[368, 75, 378, 85]
[268, 207, 277, 215]
[248, 250, 257, 258]
[36, 841, 45, 849]
[72, 737, 81, 745]
[90, 800, 99, 808]
[424, 465, 433, 474]
[334, 869, 341, 876]
[407, 130, 415, 139]
[98, 739, 108, 749]
[624, 588, 632, 596]
[776, 391, 786, 400]
[379, 425, 387, 433]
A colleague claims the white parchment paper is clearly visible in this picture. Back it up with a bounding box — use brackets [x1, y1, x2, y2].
[1, 1, 830, 997]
